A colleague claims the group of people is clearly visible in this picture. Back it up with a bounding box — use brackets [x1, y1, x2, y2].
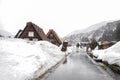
[75, 42, 92, 52]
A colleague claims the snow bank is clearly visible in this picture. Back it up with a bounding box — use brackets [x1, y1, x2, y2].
[66, 46, 73, 54]
[92, 50, 105, 59]
[0, 38, 64, 80]
[92, 41, 120, 66]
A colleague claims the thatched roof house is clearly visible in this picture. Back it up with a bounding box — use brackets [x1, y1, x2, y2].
[15, 22, 48, 41]
[98, 40, 116, 49]
[47, 29, 62, 46]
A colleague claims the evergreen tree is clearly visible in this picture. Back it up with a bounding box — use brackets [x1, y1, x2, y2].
[115, 23, 120, 41]
[90, 39, 98, 50]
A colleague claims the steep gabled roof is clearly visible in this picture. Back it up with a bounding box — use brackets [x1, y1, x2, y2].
[19, 22, 48, 41]
[101, 40, 111, 45]
[47, 29, 62, 45]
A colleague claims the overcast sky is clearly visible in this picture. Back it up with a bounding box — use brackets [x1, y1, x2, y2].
[0, 0, 120, 37]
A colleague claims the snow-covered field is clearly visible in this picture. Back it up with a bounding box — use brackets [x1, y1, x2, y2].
[0, 38, 65, 80]
[92, 41, 120, 66]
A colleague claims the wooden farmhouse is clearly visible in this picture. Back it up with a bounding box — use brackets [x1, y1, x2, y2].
[98, 40, 115, 49]
[15, 22, 48, 41]
[46, 29, 62, 46]
[101, 40, 111, 49]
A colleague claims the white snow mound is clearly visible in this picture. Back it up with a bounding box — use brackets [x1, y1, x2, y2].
[0, 38, 64, 80]
[92, 41, 120, 66]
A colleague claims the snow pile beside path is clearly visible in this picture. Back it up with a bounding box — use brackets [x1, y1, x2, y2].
[92, 41, 120, 66]
[92, 50, 105, 59]
[66, 46, 74, 54]
[33, 41, 65, 79]
[0, 39, 64, 80]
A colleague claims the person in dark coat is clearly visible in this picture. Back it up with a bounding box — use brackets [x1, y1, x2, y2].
[76, 43, 80, 48]
[76, 43, 80, 52]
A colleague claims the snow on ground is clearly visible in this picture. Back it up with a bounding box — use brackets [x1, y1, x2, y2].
[92, 41, 120, 66]
[0, 38, 65, 80]
[66, 46, 73, 54]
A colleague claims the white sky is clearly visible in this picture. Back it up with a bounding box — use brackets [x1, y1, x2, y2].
[0, 0, 120, 37]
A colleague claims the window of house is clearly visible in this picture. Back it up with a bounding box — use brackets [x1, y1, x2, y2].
[28, 31, 34, 37]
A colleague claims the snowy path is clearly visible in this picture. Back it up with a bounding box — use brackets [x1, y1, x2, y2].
[41, 50, 114, 80]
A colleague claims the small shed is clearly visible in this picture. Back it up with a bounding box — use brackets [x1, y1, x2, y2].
[101, 40, 111, 49]
[15, 22, 48, 41]
[98, 40, 114, 49]
[46, 29, 62, 46]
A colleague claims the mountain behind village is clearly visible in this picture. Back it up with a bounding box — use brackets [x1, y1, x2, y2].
[0, 29, 13, 37]
[63, 20, 120, 45]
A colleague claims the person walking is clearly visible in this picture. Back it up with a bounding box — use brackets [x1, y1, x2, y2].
[76, 42, 80, 52]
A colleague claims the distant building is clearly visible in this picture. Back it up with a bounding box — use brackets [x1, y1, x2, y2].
[101, 40, 111, 49]
[15, 22, 48, 41]
[98, 40, 116, 49]
[46, 29, 62, 46]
